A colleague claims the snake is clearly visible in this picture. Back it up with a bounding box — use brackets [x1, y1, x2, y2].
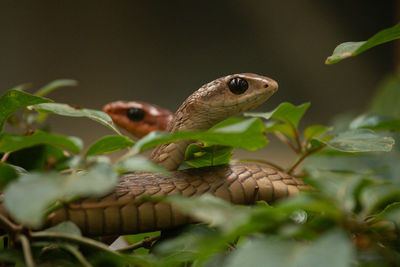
[5, 73, 310, 236]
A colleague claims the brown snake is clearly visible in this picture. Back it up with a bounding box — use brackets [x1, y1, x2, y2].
[4, 73, 310, 236]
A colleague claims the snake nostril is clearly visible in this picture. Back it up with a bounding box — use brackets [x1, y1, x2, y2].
[264, 83, 269, 88]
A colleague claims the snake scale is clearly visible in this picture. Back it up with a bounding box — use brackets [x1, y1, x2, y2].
[4, 73, 310, 236]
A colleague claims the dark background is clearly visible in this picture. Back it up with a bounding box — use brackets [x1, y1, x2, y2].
[0, 1, 396, 164]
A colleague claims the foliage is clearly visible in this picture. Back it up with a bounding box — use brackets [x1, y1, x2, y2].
[0, 24, 400, 266]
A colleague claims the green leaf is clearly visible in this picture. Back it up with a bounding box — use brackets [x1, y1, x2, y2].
[369, 73, 400, 117]
[326, 23, 400, 64]
[85, 135, 134, 157]
[166, 195, 250, 233]
[374, 202, 400, 225]
[35, 79, 78, 97]
[0, 162, 18, 189]
[185, 144, 233, 168]
[350, 113, 400, 131]
[360, 183, 400, 214]
[43, 221, 82, 236]
[0, 130, 83, 154]
[304, 125, 330, 142]
[265, 121, 296, 139]
[4, 162, 118, 227]
[115, 156, 170, 175]
[0, 89, 52, 131]
[326, 129, 394, 152]
[245, 102, 310, 128]
[30, 103, 122, 135]
[225, 230, 354, 267]
[126, 118, 268, 157]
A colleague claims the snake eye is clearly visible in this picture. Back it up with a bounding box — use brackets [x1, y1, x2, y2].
[228, 77, 248, 94]
[127, 108, 145, 122]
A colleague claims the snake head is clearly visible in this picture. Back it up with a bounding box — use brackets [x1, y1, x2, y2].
[103, 101, 173, 138]
[171, 73, 278, 131]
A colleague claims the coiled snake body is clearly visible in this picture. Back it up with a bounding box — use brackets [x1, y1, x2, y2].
[8, 73, 310, 236]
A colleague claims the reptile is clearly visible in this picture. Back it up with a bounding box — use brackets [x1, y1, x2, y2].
[4, 73, 310, 236]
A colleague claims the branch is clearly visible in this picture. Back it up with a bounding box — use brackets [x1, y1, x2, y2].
[116, 234, 160, 252]
[286, 145, 326, 174]
[62, 243, 93, 267]
[30, 231, 120, 256]
[18, 234, 35, 267]
[273, 132, 299, 153]
[0, 213, 22, 232]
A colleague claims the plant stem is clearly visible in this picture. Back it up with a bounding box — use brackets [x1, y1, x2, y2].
[1, 152, 10, 163]
[273, 132, 299, 153]
[19, 234, 35, 267]
[286, 145, 326, 174]
[290, 124, 303, 153]
[62, 243, 93, 267]
[116, 235, 160, 252]
[0, 213, 21, 232]
[30, 232, 120, 256]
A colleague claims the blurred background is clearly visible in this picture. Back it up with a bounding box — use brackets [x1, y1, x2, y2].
[0, 1, 396, 166]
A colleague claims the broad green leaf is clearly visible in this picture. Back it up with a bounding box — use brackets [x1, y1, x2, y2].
[375, 202, 400, 225]
[326, 129, 394, 152]
[350, 113, 400, 131]
[360, 183, 400, 214]
[185, 144, 233, 168]
[224, 230, 354, 267]
[0, 130, 82, 154]
[326, 23, 400, 64]
[369, 73, 400, 117]
[4, 163, 118, 227]
[304, 125, 330, 142]
[126, 118, 268, 157]
[44, 221, 82, 236]
[245, 102, 310, 128]
[6, 144, 69, 171]
[30, 103, 122, 135]
[0, 162, 18, 189]
[115, 156, 170, 175]
[265, 121, 296, 139]
[0, 89, 52, 131]
[166, 195, 250, 233]
[85, 135, 134, 157]
[35, 79, 78, 97]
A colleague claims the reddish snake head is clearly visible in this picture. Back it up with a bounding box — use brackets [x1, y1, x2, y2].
[103, 101, 173, 138]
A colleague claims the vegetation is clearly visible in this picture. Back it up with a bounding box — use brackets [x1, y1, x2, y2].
[1, 24, 400, 266]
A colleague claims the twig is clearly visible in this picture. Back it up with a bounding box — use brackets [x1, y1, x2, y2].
[62, 243, 93, 267]
[30, 231, 120, 256]
[236, 159, 284, 171]
[0, 213, 21, 232]
[291, 124, 303, 153]
[18, 234, 35, 267]
[272, 132, 299, 153]
[1, 152, 10, 163]
[286, 145, 326, 175]
[116, 234, 160, 252]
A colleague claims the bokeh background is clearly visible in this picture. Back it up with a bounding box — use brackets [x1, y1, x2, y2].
[0, 1, 396, 166]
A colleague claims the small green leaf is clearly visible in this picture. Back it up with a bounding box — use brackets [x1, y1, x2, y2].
[245, 102, 310, 128]
[4, 163, 118, 227]
[85, 135, 134, 157]
[185, 144, 232, 168]
[35, 79, 78, 97]
[304, 125, 330, 142]
[369, 73, 400, 117]
[360, 183, 400, 213]
[0, 162, 18, 189]
[326, 23, 400, 64]
[30, 103, 122, 135]
[225, 230, 354, 267]
[264, 121, 296, 139]
[350, 113, 400, 131]
[0, 89, 52, 131]
[115, 156, 170, 175]
[126, 118, 268, 157]
[326, 129, 394, 152]
[0, 130, 83, 154]
[43, 221, 82, 236]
